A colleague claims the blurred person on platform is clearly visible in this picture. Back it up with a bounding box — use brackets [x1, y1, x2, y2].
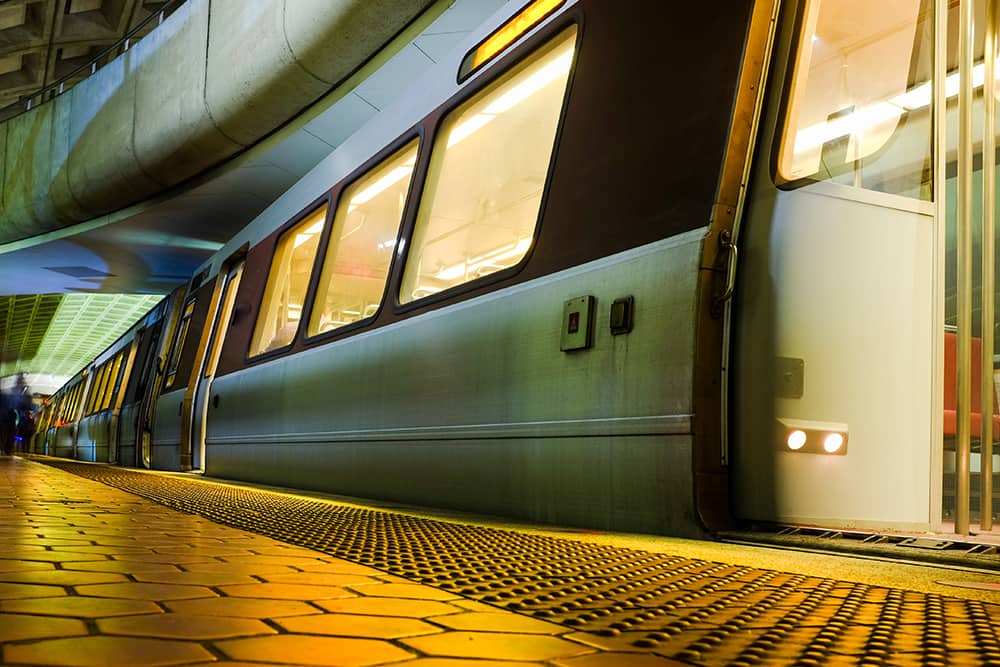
[0, 381, 14, 455]
[12, 374, 34, 452]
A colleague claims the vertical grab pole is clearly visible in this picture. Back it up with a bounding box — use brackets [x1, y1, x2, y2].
[957, 0, 975, 536]
[984, 0, 997, 532]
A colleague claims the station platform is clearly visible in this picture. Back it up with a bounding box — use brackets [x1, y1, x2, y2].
[0, 457, 997, 667]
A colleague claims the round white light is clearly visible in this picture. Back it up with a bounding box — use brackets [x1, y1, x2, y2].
[787, 430, 807, 450]
[823, 433, 844, 453]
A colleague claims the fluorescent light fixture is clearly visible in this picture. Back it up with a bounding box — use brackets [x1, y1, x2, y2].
[484, 48, 573, 115]
[434, 237, 532, 281]
[293, 217, 326, 248]
[448, 45, 574, 150]
[795, 61, 992, 154]
[447, 113, 496, 148]
[350, 166, 415, 208]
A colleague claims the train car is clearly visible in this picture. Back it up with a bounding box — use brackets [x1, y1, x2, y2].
[116, 288, 186, 468]
[35, 370, 88, 459]
[147, 0, 766, 537]
[30, 290, 184, 466]
[42, 0, 999, 540]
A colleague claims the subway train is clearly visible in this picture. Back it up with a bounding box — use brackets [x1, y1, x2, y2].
[32, 0, 1000, 539]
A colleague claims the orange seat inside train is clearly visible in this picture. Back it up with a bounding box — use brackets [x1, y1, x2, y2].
[943, 332, 1000, 441]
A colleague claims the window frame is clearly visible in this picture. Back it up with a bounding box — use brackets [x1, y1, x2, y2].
[393, 16, 582, 314]
[302, 132, 425, 345]
[246, 195, 333, 361]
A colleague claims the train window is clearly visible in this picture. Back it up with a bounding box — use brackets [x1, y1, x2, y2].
[102, 353, 124, 410]
[165, 300, 195, 389]
[86, 366, 106, 416]
[777, 0, 933, 199]
[95, 363, 112, 413]
[66, 382, 81, 421]
[308, 141, 419, 336]
[400, 26, 576, 303]
[249, 204, 328, 356]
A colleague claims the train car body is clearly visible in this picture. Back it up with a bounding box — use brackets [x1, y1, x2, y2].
[32, 290, 184, 466]
[144, 0, 763, 537]
[38, 0, 1000, 540]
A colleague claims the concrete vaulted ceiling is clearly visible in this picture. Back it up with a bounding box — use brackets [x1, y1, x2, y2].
[0, 0, 512, 389]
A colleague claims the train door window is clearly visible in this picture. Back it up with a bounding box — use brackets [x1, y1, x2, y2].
[95, 364, 112, 413]
[399, 26, 577, 303]
[165, 300, 195, 389]
[204, 262, 244, 377]
[86, 367, 106, 416]
[102, 352, 124, 410]
[66, 382, 81, 421]
[83, 371, 97, 416]
[249, 205, 328, 356]
[776, 0, 933, 199]
[309, 142, 419, 335]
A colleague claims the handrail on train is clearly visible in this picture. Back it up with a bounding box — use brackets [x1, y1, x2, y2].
[10, 0, 186, 121]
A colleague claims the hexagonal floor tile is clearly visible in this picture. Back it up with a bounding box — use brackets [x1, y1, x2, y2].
[260, 572, 380, 587]
[164, 596, 321, 619]
[97, 613, 276, 640]
[5, 635, 214, 666]
[0, 570, 127, 586]
[17, 551, 108, 562]
[216, 634, 415, 666]
[350, 583, 458, 601]
[75, 582, 218, 601]
[553, 653, 693, 667]
[428, 611, 568, 634]
[276, 612, 443, 638]
[0, 613, 88, 642]
[131, 570, 259, 586]
[400, 631, 591, 661]
[315, 596, 464, 618]
[0, 559, 55, 572]
[0, 596, 162, 617]
[218, 583, 355, 600]
[180, 561, 297, 575]
[220, 555, 333, 568]
[0, 582, 65, 599]
[62, 560, 181, 573]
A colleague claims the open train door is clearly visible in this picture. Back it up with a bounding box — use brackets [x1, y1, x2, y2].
[729, 0, 974, 534]
[184, 257, 244, 471]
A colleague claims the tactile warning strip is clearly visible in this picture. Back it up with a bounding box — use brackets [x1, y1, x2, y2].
[42, 460, 1000, 666]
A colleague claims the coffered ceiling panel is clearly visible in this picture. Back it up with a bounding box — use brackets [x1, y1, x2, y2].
[0, 0, 179, 115]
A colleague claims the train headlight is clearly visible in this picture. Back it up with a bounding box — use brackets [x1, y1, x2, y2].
[787, 430, 807, 450]
[777, 419, 848, 455]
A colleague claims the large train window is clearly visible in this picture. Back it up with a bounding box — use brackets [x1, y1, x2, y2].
[249, 204, 328, 356]
[399, 26, 576, 303]
[777, 0, 933, 199]
[308, 141, 419, 336]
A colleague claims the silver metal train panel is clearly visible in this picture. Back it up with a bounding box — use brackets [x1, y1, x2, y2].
[206, 232, 704, 536]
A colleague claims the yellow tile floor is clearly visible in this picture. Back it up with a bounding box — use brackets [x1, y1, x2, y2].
[0, 457, 680, 666]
